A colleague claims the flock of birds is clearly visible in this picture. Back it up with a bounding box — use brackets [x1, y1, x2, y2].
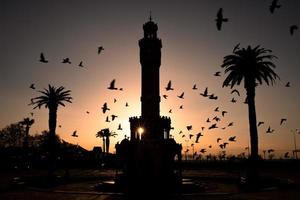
[26, 0, 299, 159]
[215, 0, 298, 36]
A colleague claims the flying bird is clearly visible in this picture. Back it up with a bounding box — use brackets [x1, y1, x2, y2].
[208, 123, 218, 130]
[285, 82, 290, 87]
[195, 132, 203, 143]
[214, 71, 221, 76]
[178, 130, 183, 134]
[118, 123, 123, 130]
[30, 112, 34, 117]
[62, 58, 71, 64]
[221, 111, 227, 117]
[111, 114, 118, 121]
[125, 102, 129, 107]
[269, 0, 281, 14]
[214, 107, 219, 112]
[215, 8, 228, 31]
[114, 98, 117, 103]
[108, 79, 118, 90]
[228, 122, 234, 127]
[186, 125, 192, 131]
[165, 81, 174, 91]
[177, 92, 185, 99]
[266, 126, 274, 133]
[179, 105, 184, 109]
[169, 109, 172, 114]
[78, 61, 84, 67]
[101, 102, 110, 113]
[228, 136, 236, 142]
[189, 134, 194, 139]
[200, 87, 209, 97]
[290, 25, 298, 36]
[163, 95, 168, 99]
[71, 131, 78, 137]
[232, 43, 240, 53]
[231, 89, 240, 96]
[217, 138, 222, 143]
[105, 116, 110, 122]
[39, 53, 48, 63]
[209, 94, 218, 100]
[213, 116, 220, 122]
[86, 111, 90, 114]
[206, 118, 211, 123]
[119, 88, 123, 91]
[280, 118, 287, 125]
[231, 98, 237, 103]
[192, 84, 198, 90]
[199, 149, 206, 154]
[98, 46, 104, 54]
[29, 84, 35, 90]
[258, 121, 265, 127]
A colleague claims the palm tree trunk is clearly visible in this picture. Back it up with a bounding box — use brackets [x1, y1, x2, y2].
[48, 106, 57, 179]
[106, 136, 110, 154]
[102, 138, 106, 154]
[246, 86, 259, 160]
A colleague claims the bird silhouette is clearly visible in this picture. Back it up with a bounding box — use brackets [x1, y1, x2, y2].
[30, 112, 34, 117]
[195, 132, 203, 143]
[269, 0, 281, 14]
[221, 111, 227, 117]
[231, 98, 237, 103]
[192, 84, 198, 90]
[214, 107, 219, 112]
[108, 79, 118, 90]
[208, 123, 218, 129]
[285, 82, 290, 87]
[213, 116, 221, 122]
[101, 102, 110, 113]
[105, 116, 110, 122]
[182, 135, 186, 138]
[258, 121, 265, 127]
[231, 89, 240, 96]
[209, 94, 218, 100]
[290, 25, 298, 36]
[118, 123, 123, 130]
[58, 125, 62, 128]
[29, 84, 35, 90]
[217, 138, 222, 143]
[62, 58, 71, 64]
[214, 71, 221, 76]
[201, 127, 205, 131]
[71, 130, 78, 137]
[177, 92, 184, 99]
[125, 102, 129, 107]
[228, 136, 236, 142]
[39, 53, 48, 63]
[208, 145, 212, 148]
[215, 8, 228, 31]
[206, 118, 211, 123]
[266, 126, 274, 133]
[228, 122, 234, 127]
[163, 94, 168, 99]
[98, 46, 104, 54]
[179, 105, 184, 109]
[111, 114, 118, 121]
[119, 88, 123, 91]
[199, 148, 206, 153]
[78, 61, 84, 67]
[178, 130, 183, 134]
[169, 109, 172, 114]
[186, 125, 192, 131]
[86, 111, 90, 114]
[189, 134, 194, 139]
[280, 118, 287, 125]
[233, 43, 240, 53]
[200, 87, 209, 97]
[165, 81, 174, 91]
[114, 98, 117, 103]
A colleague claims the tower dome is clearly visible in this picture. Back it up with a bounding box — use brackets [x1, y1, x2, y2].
[143, 15, 158, 39]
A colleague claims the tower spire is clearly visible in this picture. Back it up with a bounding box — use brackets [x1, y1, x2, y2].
[149, 10, 152, 21]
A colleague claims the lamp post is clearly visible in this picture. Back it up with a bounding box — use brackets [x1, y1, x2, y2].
[291, 129, 298, 159]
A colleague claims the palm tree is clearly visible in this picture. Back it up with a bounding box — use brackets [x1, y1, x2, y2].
[102, 128, 117, 154]
[30, 85, 72, 176]
[96, 130, 106, 154]
[19, 117, 35, 150]
[221, 45, 279, 160]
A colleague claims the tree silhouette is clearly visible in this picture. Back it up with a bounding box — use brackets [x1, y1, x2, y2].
[222, 45, 279, 160]
[30, 85, 72, 177]
[96, 130, 106, 154]
[103, 128, 117, 154]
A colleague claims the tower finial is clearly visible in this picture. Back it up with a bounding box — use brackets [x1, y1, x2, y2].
[149, 10, 152, 21]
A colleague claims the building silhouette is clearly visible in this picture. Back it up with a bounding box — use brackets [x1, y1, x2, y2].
[116, 16, 182, 193]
